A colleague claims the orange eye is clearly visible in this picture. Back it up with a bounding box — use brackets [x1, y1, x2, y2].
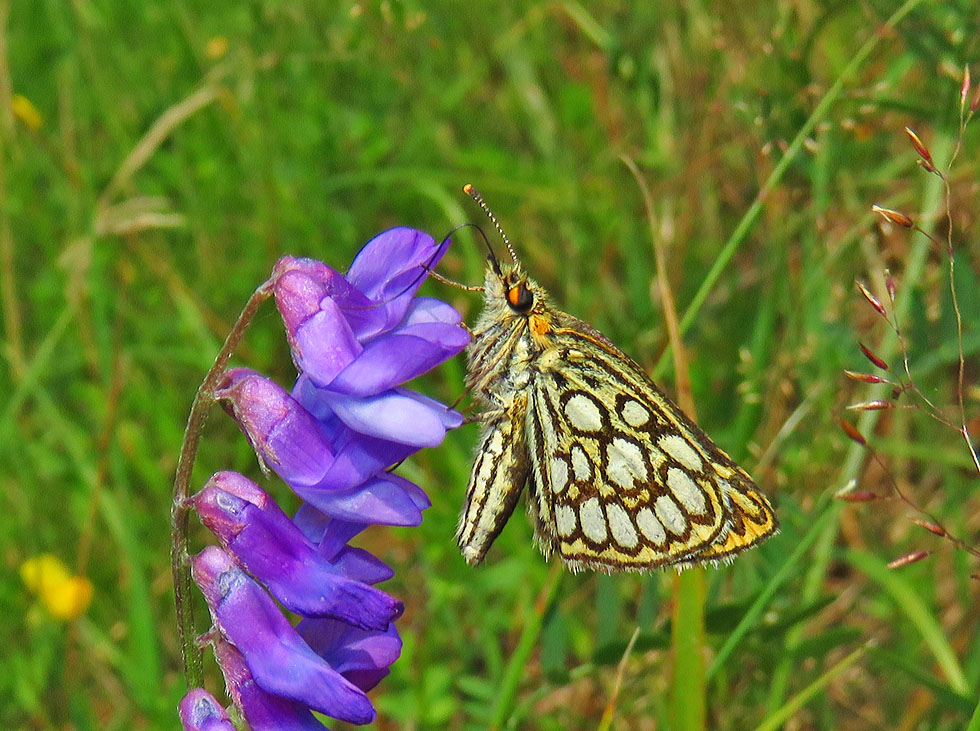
[507, 283, 534, 313]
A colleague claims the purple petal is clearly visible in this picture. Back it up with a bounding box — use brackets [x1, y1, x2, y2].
[328, 325, 470, 396]
[293, 506, 363, 550]
[178, 689, 235, 731]
[295, 473, 425, 526]
[273, 256, 384, 341]
[345, 228, 448, 331]
[346, 228, 442, 300]
[324, 388, 460, 447]
[212, 639, 330, 731]
[399, 477, 432, 510]
[280, 395, 417, 488]
[328, 546, 395, 585]
[217, 370, 336, 488]
[192, 473, 402, 629]
[291, 508, 396, 584]
[401, 296, 465, 326]
[191, 547, 375, 725]
[292, 298, 363, 387]
[318, 424, 420, 491]
[298, 618, 402, 692]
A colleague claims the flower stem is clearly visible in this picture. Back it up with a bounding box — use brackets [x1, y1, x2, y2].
[671, 568, 707, 730]
[171, 277, 276, 687]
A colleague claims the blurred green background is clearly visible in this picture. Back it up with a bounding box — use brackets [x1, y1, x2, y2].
[3, 1, 980, 728]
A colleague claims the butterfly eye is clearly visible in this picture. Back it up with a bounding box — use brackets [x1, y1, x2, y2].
[506, 282, 534, 313]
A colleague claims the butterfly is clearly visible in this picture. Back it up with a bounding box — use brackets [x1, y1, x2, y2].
[455, 185, 778, 572]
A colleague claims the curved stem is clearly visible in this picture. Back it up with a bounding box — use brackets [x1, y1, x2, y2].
[170, 276, 277, 687]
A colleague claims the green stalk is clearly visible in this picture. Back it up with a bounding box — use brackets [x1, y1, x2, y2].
[671, 568, 707, 730]
[622, 154, 710, 730]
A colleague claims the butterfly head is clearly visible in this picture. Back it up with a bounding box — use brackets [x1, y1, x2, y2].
[464, 184, 541, 317]
[482, 261, 536, 313]
[483, 263, 554, 341]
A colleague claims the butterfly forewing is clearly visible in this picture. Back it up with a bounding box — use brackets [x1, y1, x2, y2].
[458, 241, 778, 572]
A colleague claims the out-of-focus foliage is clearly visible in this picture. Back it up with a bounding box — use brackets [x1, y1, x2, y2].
[1, 1, 978, 729]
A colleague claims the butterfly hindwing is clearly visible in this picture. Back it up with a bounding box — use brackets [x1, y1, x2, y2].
[523, 325, 750, 572]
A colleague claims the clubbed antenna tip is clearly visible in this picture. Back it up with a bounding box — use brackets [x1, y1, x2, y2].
[463, 184, 520, 266]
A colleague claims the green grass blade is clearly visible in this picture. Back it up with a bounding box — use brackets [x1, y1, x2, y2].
[652, 0, 927, 381]
[490, 564, 563, 729]
[753, 644, 868, 731]
[848, 549, 968, 694]
[670, 568, 706, 730]
[708, 504, 833, 680]
[967, 696, 980, 731]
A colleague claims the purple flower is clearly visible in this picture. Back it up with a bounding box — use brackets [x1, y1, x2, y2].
[212, 638, 336, 731]
[191, 472, 403, 630]
[182, 228, 468, 729]
[178, 689, 235, 731]
[192, 547, 376, 725]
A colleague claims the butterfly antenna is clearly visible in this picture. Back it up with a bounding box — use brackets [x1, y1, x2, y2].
[464, 184, 519, 267]
[437, 222, 499, 283]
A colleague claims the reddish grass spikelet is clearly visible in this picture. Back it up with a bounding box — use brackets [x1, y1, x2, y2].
[858, 342, 889, 370]
[846, 400, 895, 412]
[884, 269, 897, 302]
[961, 66, 971, 112]
[912, 519, 946, 537]
[844, 370, 887, 384]
[856, 280, 887, 317]
[972, 83, 980, 113]
[904, 127, 935, 172]
[837, 490, 878, 502]
[871, 204, 914, 229]
[886, 551, 930, 569]
[838, 417, 867, 446]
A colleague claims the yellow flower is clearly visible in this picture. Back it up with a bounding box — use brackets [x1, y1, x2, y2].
[11, 94, 42, 131]
[205, 36, 228, 60]
[21, 554, 93, 620]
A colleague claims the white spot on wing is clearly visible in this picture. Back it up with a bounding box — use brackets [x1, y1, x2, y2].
[667, 468, 707, 514]
[606, 503, 639, 548]
[564, 394, 603, 432]
[475, 430, 503, 488]
[621, 400, 649, 427]
[570, 445, 592, 481]
[718, 478, 734, 511]
[556, 505, 577, 537]
[636, 507, 666, 544]
[606, 438, 648, 489]
[659, 434, 704, 471]
[550, 457, 569, 494]
[579, 498, 608, 543]
[655, 495, 687, 535]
